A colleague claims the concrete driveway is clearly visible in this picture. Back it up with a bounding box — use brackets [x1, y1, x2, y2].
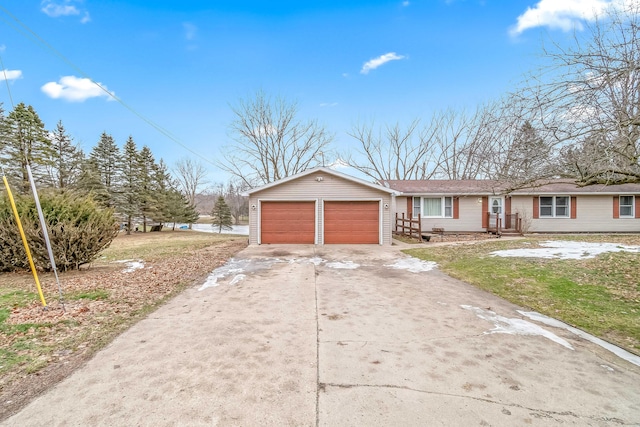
[4, 244, 640, 426]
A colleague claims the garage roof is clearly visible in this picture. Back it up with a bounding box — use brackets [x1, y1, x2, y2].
[242, 167, 400, 196]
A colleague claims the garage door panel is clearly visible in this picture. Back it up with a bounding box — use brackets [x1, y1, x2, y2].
[261, 202, 315, 244]
[324, 201, 379, 244]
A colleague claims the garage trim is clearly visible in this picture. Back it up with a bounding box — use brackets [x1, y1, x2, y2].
[258, 199, 318, 245]
[321, 198, 383, 245]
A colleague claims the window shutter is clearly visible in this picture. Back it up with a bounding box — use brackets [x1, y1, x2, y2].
[505, 196, 511, 216]
[613, 196, 619, 219]
[636, 196, 640, 219]
[406, 197, 413, 218]
[453, 197, 459, 219]
[481, 196, 488, 228]
[533, 196, 539, 219]
[570, 197, 577, 219]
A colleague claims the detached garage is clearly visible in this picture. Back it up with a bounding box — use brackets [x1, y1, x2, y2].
[244, 167, 398, 245]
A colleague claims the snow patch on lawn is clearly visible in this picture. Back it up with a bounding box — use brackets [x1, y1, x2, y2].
[115, 259, 144, 273]
[385, 258, 437, 273]
[491, 240, 640, 260]
[461, 305, 574, 350]
[519, 311, 640, 367]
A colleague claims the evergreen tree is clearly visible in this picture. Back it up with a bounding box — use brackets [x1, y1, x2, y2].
[165, 189, 199, 230]
[89, 132, 121, 208]
[120, 136, 141, 234]
[211, 196, 233, 233]
[49, 121, 83, 190]
[75, 158, 110, 206]
[137, 146, 158, 231]
[0, 103, 53, 193]
[151, 159, 174, 229]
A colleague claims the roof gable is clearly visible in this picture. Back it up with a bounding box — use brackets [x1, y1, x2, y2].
[242, 167, 400, 196]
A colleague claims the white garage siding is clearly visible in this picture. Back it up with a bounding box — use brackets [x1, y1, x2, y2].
[247, 170, 395, 245]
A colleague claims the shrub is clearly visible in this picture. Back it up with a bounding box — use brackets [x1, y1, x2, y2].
[0, 191, 119, 272]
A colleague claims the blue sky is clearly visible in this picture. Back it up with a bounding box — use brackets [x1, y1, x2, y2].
[0, 0, 627, 184]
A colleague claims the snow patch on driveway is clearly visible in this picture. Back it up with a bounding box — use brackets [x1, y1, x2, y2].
[326, 261, 360, 269]
[519, 311, 640, 367]
[491, 240, 640, 260]
[115, 259, 144, 273]
[461, 305, 574, 350]
[385, 258, 437, 273]
[199, 258, 282, 290]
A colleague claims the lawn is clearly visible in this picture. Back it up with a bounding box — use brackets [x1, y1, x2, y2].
[0, 230, 247, 420]
[404, 234, 640, 354]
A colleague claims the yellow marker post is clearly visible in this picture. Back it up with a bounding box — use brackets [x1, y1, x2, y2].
[2, 175, 47, 308]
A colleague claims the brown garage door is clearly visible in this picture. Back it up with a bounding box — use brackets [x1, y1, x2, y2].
[324, 201, 379, 244]
[261, 201, 315, 244]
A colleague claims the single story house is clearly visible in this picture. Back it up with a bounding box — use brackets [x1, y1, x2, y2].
[244, 168, 640, 245]
[243, 167, 398, 245]
[384, 179, 640, 234]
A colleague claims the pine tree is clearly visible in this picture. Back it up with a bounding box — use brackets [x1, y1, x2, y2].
[0, 103, 54, 193]
[211, 196, 233, 233]
[164, 189, 199, 230]
[49, 121, 83, 190]
[75, 158, 110, 206]
[89, 132, 121, 208]
[120, 136, 141, 234]
[137, 146, 158, 232]
[151, 159, 175, 229]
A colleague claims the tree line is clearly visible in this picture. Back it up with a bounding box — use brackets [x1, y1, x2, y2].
[0, 102, 198, 234]
[219, 1, 640, 188]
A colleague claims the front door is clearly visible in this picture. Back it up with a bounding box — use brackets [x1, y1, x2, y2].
[489, 196, 503, 228]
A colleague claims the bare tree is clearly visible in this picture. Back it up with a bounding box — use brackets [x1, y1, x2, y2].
[224, 180, 249, 225]
[219, 90, 334, 186]
[346, 119, 439, 181]
[516, 0, 640, 185]
[173, 158, 209, 205]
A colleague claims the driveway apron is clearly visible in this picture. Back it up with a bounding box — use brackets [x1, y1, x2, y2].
[3, 244, 640, 426]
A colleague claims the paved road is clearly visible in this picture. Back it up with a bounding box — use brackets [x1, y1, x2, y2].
[4, 244, 640, 426]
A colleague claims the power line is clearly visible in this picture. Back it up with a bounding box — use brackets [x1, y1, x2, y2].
[0, 5, 219, 168]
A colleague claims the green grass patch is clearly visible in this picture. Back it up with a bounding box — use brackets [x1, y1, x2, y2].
[67, 290, 109, 301]
[404, 235, 640, 352]
[0, 289, 38, 308]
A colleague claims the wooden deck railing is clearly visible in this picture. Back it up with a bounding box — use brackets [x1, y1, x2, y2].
[486, 212, 523, 235]
[395, 213, 422, 240]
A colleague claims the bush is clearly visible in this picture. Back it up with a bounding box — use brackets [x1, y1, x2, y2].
[0, 191, 119, 272]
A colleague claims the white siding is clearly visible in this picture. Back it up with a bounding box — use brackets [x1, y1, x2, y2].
[395, 196, 486, 232]
[248, 172, 393, 245]
[511, 195, 640, 233]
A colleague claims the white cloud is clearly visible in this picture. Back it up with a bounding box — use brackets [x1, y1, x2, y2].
[360, 52, 406, 74]
[402, 1, 410, 6]
[319, 102, 338, 107]
[0, 69, 22, 81]
[328, 158, 350, 169]
[510, 0, 619, 36]
[41, 1, 91, 23]
[41, 76, 115, 102]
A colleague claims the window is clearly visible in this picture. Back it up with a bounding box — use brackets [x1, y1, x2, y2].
[412, 197, 421, 218]
[620, 196, 634, 217]
[539, 196, 570, 218]
[419, 197, 453, 218]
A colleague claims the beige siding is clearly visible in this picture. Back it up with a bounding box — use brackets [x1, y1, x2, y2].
[248, 172, 393, 245]
[511, 195, 640, 233]
[395, 196, 486, 232]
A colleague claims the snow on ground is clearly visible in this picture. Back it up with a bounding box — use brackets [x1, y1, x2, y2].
[519, 311, 640, 367]
[385, 258, 437, 273]
[179, 223, 249, 235]
[114, 259, 145, 273]
[326, 261, 360, 269]
[491, 240, 640, 260]
[199, 258, 282, 290]
[461, 305, 574, 350]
